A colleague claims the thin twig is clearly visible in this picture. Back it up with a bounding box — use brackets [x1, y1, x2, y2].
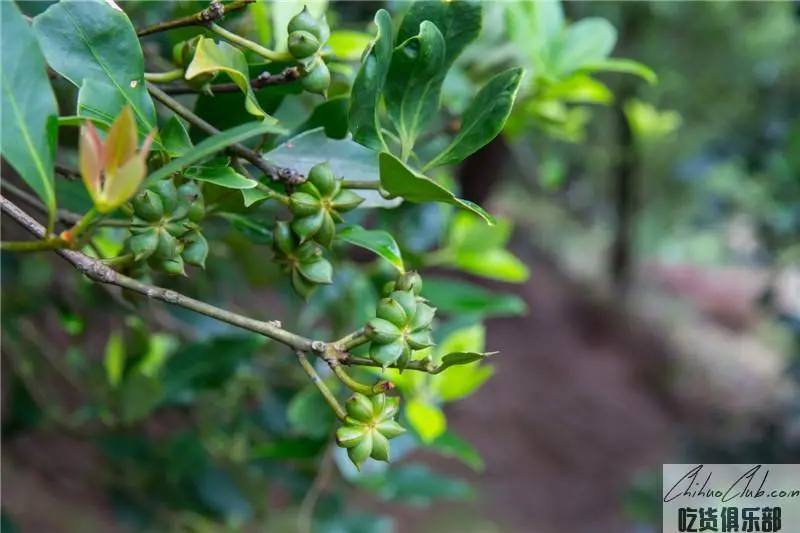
[158, 67, 301, 96]
[55, 163, 81, 181]
[136, 0, 255, 37]
[1, 195, 314, 352]
[296, 350, 347, 420]
[146, 82, 304, 185]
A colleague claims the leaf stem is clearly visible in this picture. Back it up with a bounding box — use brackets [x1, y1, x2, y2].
[1, 237, 70, 252]
[333, 328, 369, 351]
[341, 354, 442, 374]
[147, 83, 304, 185]
[208, 23, 293, 62]
[340, 180, 381, 190]
[136, 0, 255, 37]
[158, 67, 300, 96]
[296, 350, 347, 420]
[144, 69, 185, 84]
[255, 182, 290, 205]
[328, 361, 393, 396]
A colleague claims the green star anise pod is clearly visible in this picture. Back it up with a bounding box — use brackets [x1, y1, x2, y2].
[335, 393, 406, 469]
[273, 220, 333, 299]
[289, 162, 364, 247]
[364, 272, 436, 369]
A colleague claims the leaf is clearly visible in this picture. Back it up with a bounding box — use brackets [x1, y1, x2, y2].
[454, 249, 530, 283]
[186, 37, 273, 123]
[1, 1, 59, 224]
[290, 95, 349, 140]
[267, 127, 401, 208]
[33, 0, 157, 134]
[119, 371, 164, 423]
[287, 384, 338, 439]
[328, 31, 373, 60]
[423, 277, 527, 318]
[142, 122, 285, 188]
[336, 225, 404, 273]
[348, 9, 393, 150]
[184, 158, 258, 189]
[405, 399, 446, 444]
[429, 430, 484, 471]
[241, 187, 273, 208]
[397, 0, 483, 70]
[221, 214, 273, 244]
[58, 115, 112, 129]
[439, 351, 495, 369]
[436, 362, 495, 402]
[370, 463, 473, 504]
[424, 67, 524, 170]
[547, 17, 618, 79]
[540, 75, 614, 105]
[160, 116, 194, 157]
[192, 62, 301, 143]
[448, 211, 512, 252]
[439, 324, 485, 355]
[579, 58, 658, 85]
[379, 152, 495, 224]
[384, 21, 446, 155]
[104, 330, 125, 388]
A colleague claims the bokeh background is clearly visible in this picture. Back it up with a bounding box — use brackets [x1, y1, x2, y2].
[2, 1, 799, 533]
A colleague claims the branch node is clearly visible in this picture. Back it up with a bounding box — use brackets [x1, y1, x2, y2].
[311, 341, 326, 353]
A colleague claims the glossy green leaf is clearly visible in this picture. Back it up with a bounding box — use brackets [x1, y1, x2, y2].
[405, 399, 446, 444]
[240, 187, 273, 207]
[184, 158, 257, 189]
[379, 152, 495, 224]
[424, 67, 524, 170]
[336, 225, 405, 273]
[548, 18, 617, 78]
[33, 0, 157, 133]
[429, 430, 484, 471]
[160, 116, 194, 157]
[422, 276, 527, 318]
[290, 95, 349, 140]
[579, 58, 658, 85]
[104, 330, 125, 388]
[267, 127, 401, 208]
[1, 1, 59, 223]
[439, 351, 495, 370]
[328, 30, 373, 60]
[142, 122, 285, 188]
[348, 9, 393, 150]
[455, 249, 530, 283]
[186, 37, 272, 122]
[397, 0, 483, 70]
[384, 21, 446, 155]
[192, 62, 301, 142]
